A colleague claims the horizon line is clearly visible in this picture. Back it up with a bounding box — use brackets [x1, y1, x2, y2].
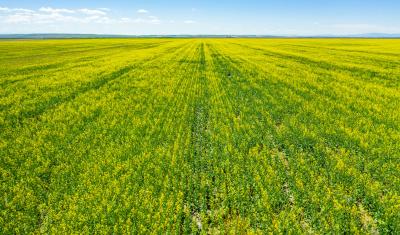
[1, 33, 400, 39]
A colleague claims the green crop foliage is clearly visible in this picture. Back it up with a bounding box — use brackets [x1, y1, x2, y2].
[0, 38, 399, 234]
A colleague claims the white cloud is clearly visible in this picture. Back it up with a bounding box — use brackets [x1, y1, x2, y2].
[184, 20, 196, 24]
[149, 16, 159, 22]
[0, 7, 34, 13]
[0, 5, 173, 34]
[120, 15, 161, 25]
[120, 17, 131, 23]
[137, 9, 149, 14]
[0, 5, 166, 28]
[39, 7, 75, 14]
[79, 8, 107, 16]
[134, 16, 160, 24]
[4, 12, 83, 24]
[15, 8, 35, 13]
[85, 16, 112, 24]
[1, 6, 111, 25]
[4, 14, 31, 23]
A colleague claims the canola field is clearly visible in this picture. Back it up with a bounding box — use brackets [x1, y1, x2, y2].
[0, 38, 399, 234]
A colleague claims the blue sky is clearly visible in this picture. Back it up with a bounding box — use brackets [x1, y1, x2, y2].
[0, 0, 399, 35]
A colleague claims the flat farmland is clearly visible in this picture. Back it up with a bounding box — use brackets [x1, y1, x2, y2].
[1, 38, 399, 233]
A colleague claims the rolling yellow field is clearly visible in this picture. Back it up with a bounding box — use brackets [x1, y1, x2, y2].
[1, 38, 399, 233]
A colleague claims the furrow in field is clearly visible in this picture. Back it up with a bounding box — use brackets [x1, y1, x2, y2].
[181, 42, 213, 232]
